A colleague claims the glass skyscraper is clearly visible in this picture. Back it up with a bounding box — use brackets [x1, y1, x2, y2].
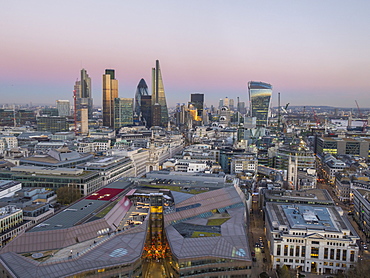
[151, 60, 168, 127]
[248, 81, 272, 127]
[103, 69, 118, 128]
[134, 78, 149, 123]
[114, 98, 133, 128]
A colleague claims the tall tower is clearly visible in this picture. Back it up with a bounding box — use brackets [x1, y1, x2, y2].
[151, 60, 168, 127]
[134, 78, 150, 125]
[190, 93, 204, 119]
[248, 81, 272, 127]
[103, 69, 118, 128]
[80, 69, 93, 119]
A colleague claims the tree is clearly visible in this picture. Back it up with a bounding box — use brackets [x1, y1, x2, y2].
[342, 259, 370, 278]
[277, 265, 292, 278]
[56, 185, 82, 205]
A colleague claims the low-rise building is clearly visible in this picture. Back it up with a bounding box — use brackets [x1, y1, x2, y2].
[77, 156, 134, 186]
[0, 181, 22, 199]
[0, 166, 103, 196]
[353, 188, 370, 239]
[265, 202, 359, 274]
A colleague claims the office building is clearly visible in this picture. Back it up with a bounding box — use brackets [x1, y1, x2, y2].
[151, 60, 168, 127]
[74, 69, 93, 121]
[80, 68, 93, 119]
[229, 98, 235, 110]
[190, 93, 204, 119]
[141, 95, 152, 127]
[316, 137, 370, 159]
[134, 78, 150, 124]
[248, 81, 272, 126]
[103, 69, 119, 128]
[265, 202, 359, 274]
[353, 188, 370, 238]
[114, 98, 134, 129]
[56, 100, 70, 117]
[37, 116, 68, 133]
[223, 97, 229, 108]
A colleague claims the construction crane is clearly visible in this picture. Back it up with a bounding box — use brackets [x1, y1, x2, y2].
[312, 107, 320, 127]
[355, 100, 367, 132]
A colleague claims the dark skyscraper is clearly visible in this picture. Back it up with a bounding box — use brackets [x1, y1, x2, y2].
[248, 81, 272, 127]
[190, 93, 204, 117]
[141, 95, 152, 128]
[134, 78, 150, 124]
[79, 69, 93, 119]
[103, 69, 118, 128]
[151, 60, 168, 127]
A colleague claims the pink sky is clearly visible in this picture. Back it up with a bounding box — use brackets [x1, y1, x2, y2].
[1, 1, 370, 108]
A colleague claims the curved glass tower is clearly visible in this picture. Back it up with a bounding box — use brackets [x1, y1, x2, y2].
[134, 78, 149, 119]
[248, 81, 272, 127]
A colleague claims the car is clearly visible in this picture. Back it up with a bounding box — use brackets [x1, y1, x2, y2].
[363, 245, 368, 250]
[255, 242, 260, 248]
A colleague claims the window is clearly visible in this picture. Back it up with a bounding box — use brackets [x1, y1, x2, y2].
[277, 245, 281, 256]
[311, 247, 319, 258]
[330, 249, 334, 260]
[336, 249, 341, 260]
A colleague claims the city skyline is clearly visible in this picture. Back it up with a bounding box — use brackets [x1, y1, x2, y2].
[1, 1, 370, 108]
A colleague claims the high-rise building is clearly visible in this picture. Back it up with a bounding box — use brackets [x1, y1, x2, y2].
[223, 97, 229, 108]
[151, 60, 168, 127]
[80, 69, 91, 99]
[218, 99, 224, 109]
[56, 100, 70, 117]
[72, 69, 94, 120]
[114, 98, 133, 128]
[190, 93, 204, 119]
[141, 95, 152, 128]
[134, 78, 150, 124]
[103, 69, 118, 128]
[229, 98, 235, 111]
[248, 81, 272, 127]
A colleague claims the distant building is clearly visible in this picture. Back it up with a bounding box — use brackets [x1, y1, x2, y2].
[151, 60, 168, 127]
[140, 95, 152, 128]
[36, 116, 68, 133]
[114, 98, 133, 128]
[0, 109, 35, 127]
[316, 137, 370, 158]
[56, 100, 70, 117]
[0, 166, 103, 196]
[134, 78, 150, 125]
[190, 93, 204, 122]
[248, 81, 272, 127]
[103, 69, 118, 128]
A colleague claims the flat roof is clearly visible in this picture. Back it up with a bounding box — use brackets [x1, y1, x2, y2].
[30, 199, 110, 232]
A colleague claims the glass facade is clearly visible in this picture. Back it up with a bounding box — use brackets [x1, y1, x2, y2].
[114, 98, 134, 128]
[134, 78, 149, 123]
[151, 60, 169, 126]
[248, 81, 272, 127]
[103, 69, 119, 128]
